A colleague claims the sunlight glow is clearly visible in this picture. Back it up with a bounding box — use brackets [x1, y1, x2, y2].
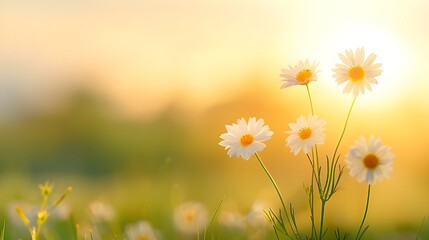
[323, 27, 409, 108]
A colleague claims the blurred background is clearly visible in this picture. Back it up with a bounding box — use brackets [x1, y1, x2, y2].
[0, 0, 428, 239]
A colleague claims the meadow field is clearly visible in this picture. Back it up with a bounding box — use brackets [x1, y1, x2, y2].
[1, 1, 429, 239]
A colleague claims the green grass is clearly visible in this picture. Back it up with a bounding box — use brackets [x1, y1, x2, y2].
[1, 219, 5, 240]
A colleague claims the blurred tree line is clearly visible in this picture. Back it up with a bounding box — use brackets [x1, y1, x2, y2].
[0, 77, 278, 182]
[0, 90, 191, 178]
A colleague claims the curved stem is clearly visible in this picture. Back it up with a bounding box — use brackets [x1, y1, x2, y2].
[255, 153, 299, 239]
[306, 85, 320, 168]
[332, 97, 357, 161]
[305, 85, 314, 115]
[356, 185, 371, 240]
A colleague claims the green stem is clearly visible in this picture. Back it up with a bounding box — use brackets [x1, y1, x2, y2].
[306, 85, 320, 169]
[416, 217, 426, 240]
[319, 200, 327, 240]
[310, 163, 316, 239]
[306, 85, 321, 239]
[305, 85, 314, 115]
[332, 97, 357, 161]
[356, 185, 371, 240]
[1, 219, 4, 240]
[255, 153, 299, 239]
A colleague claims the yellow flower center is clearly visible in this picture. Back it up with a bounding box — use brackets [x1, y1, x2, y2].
[185, 211, 195, 223]
[240, 134, 254, 146]
[37, 210, 48, 225]
[137, 235, 150, 240]
[296, 69, 313, 83]
[348, 65, 365, 82]
[298, 127, 312, 140]
[363, 153, 379, 169]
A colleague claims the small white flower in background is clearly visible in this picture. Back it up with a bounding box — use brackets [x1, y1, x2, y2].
[332, 47, 382, 97]
[280, 60, 320, 88]
[173, 201, 208, 235]
[88, 200, 115, 222]
[246, 201, 269, 240]
[246, 201, 269, 228]
[345, 136, 394, 185]
[219, 210, 246, 230]
[286, 114, 326, 155]
[125, 221, 159, 240]
[219, 117, 273, 160]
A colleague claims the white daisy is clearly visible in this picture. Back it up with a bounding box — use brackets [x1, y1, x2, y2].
[345, 136, 394, 185]
[219, 117, 273, 160]
[280, 59, 319, 88]
[285, 114, 326, 155]
[332, 47, 382, 97]
[173, 201, 208, 235]
[125, 220, 158, 240]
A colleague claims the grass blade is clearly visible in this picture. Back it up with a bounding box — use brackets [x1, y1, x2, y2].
[1, 219, 5, 240]
[203, 196, 225, 240]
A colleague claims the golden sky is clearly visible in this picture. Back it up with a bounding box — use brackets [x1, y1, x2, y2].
[1, 0, 428, 117]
